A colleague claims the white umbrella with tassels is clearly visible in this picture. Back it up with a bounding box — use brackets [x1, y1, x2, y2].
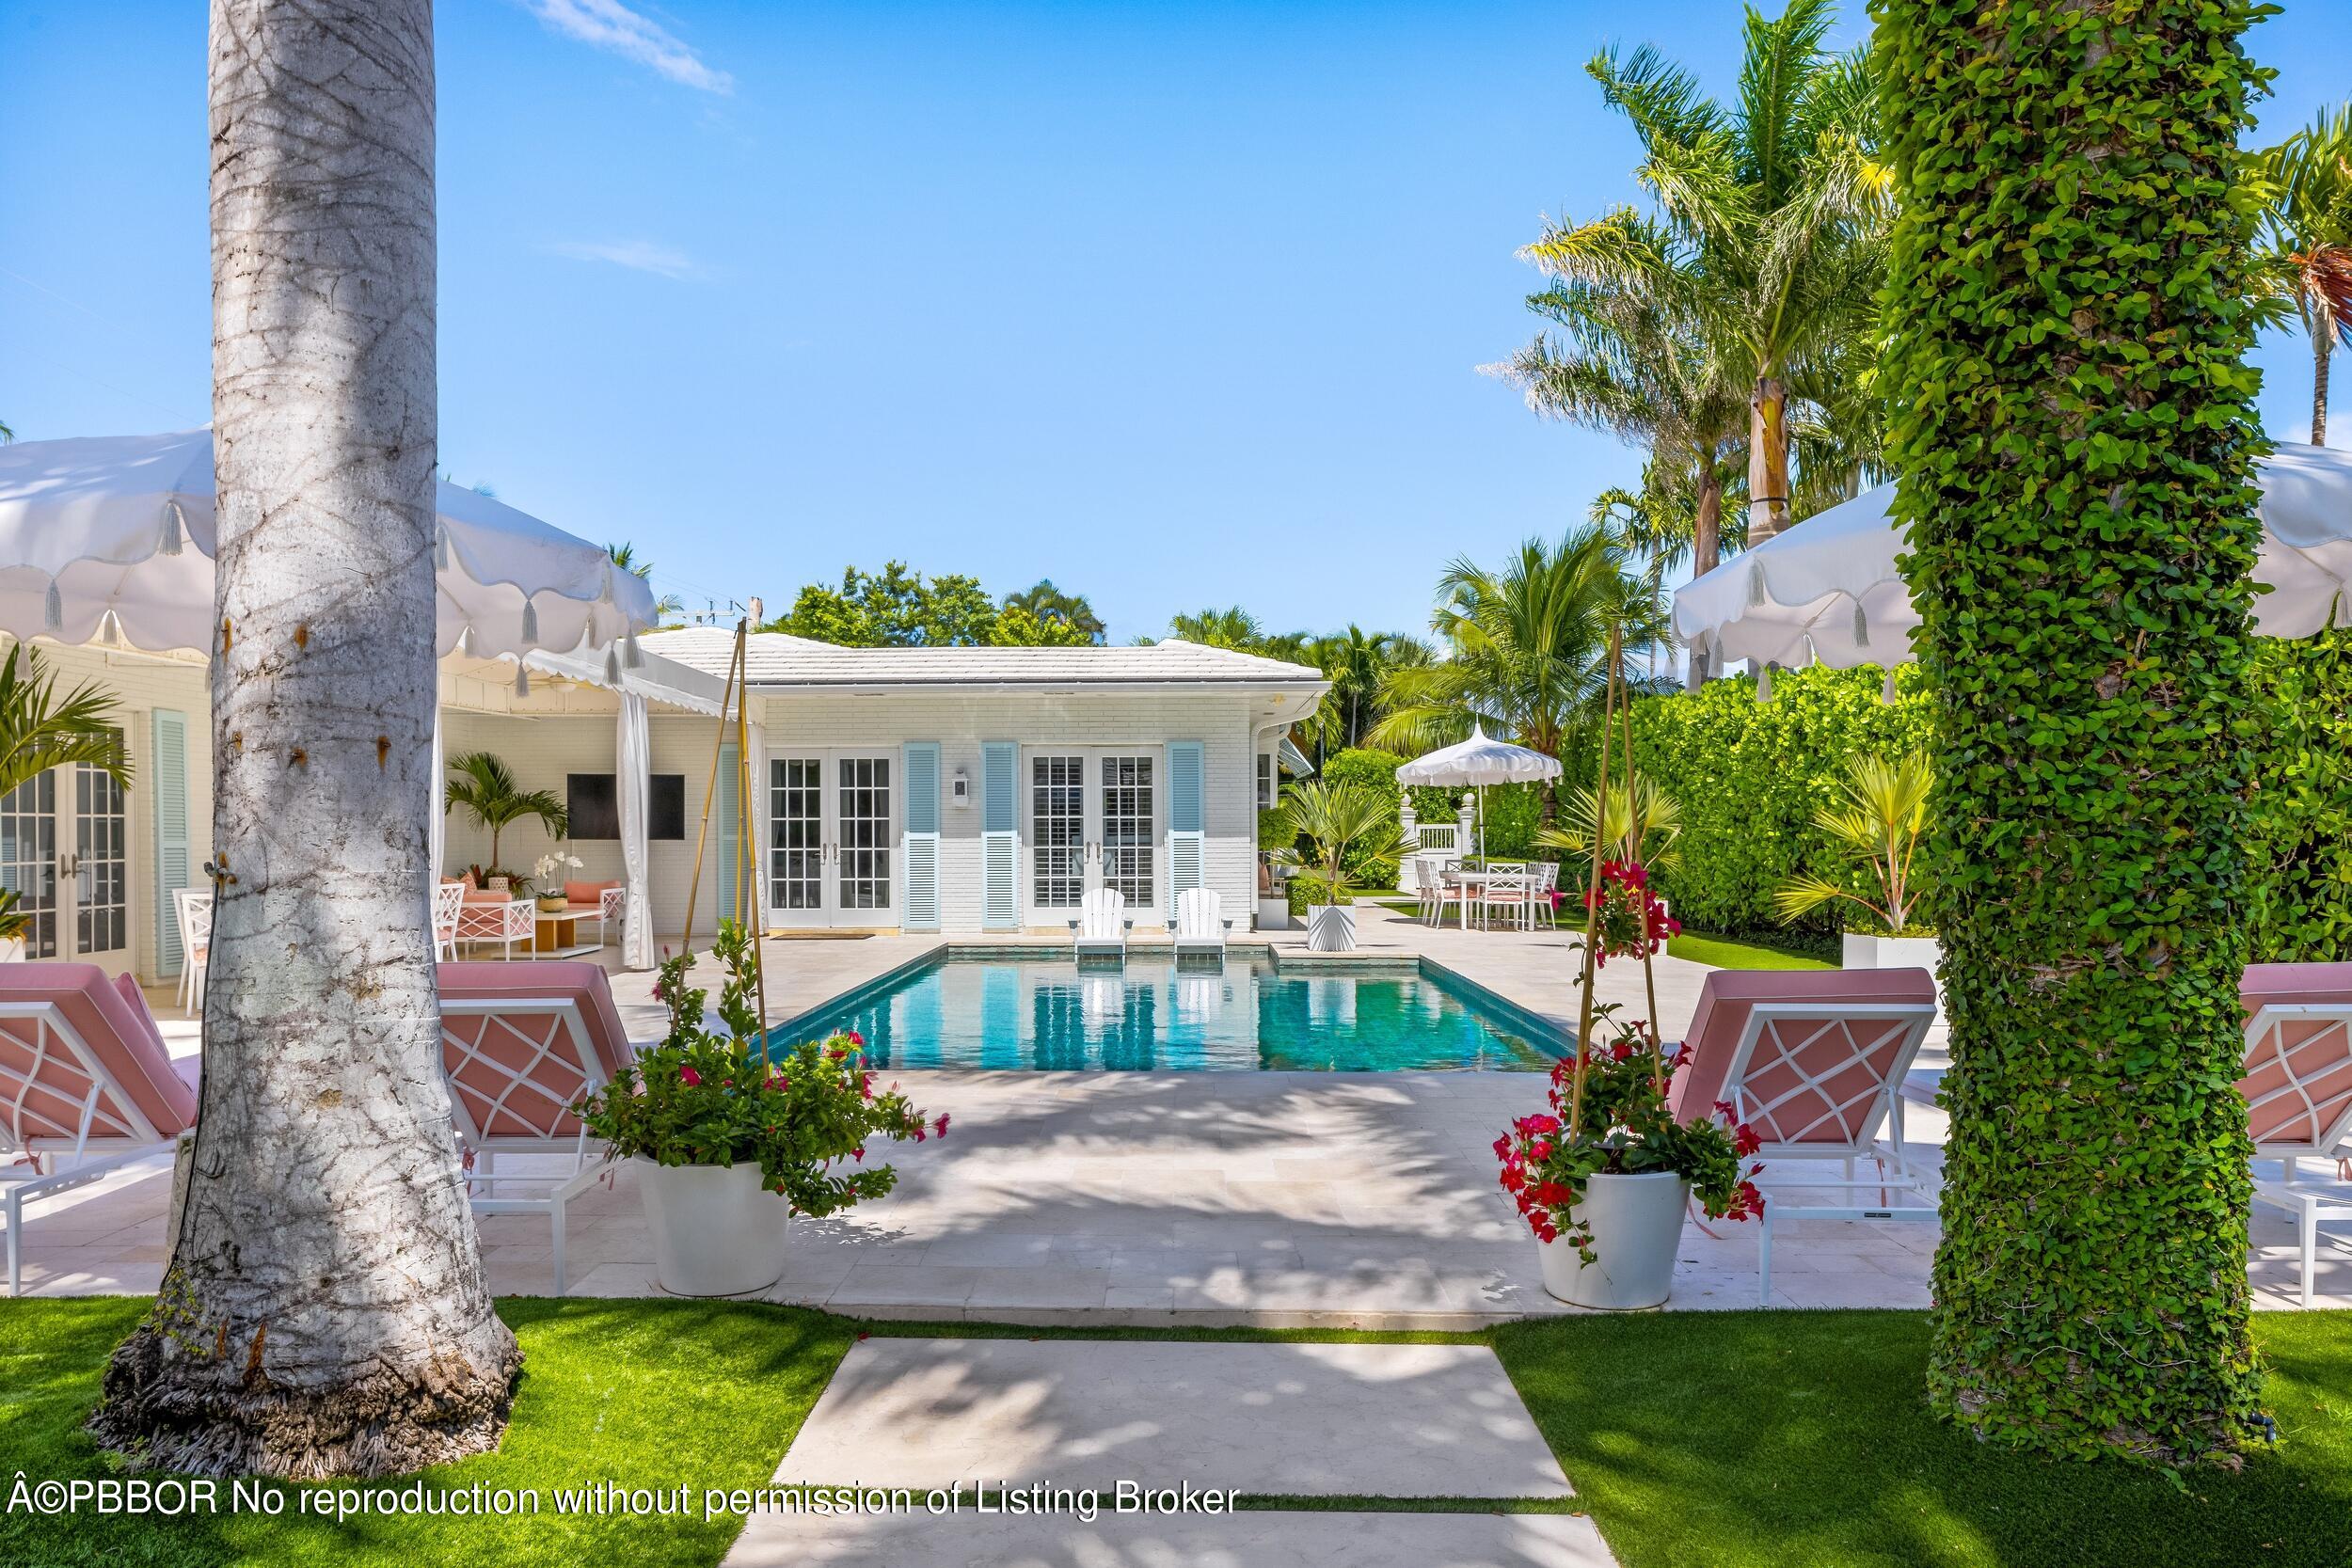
[1396, 722, 1562, 861]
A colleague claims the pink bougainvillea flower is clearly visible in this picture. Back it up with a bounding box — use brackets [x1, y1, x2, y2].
[934, 1112, 951, 1137]
[679, 1066, 702, 1087]
[846, 1030, 866, 1046]
[1528, 1138, 1553, 1162]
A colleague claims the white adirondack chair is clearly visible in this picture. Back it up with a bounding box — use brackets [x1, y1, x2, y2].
[1172, 888, 1231, 957]
[1072, 887, 1130, 958]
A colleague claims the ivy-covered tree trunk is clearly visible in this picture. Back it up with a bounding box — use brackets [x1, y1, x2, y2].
[1874, 0, 2268, 1465]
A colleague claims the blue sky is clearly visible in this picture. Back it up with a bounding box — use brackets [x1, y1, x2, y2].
[4, 1, 2349, 643]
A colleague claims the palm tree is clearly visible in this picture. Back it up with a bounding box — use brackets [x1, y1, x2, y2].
[1772, 749, 1931, 934]
[1308, 626, 1430, 757]
[91, 0, 520, 1477]
[445, 750, 568, 874]
[2253, 104, 2352, 444]
[1002, 579, 1105, 643]
[1535, 771, 1683, 872]
[1168, 606, 1263, 650]
[1496, 220, 1750, 579]
[1267, 779, 1414, 904]
[607, 541, 686, 625]
[1370, 528, 1668, 825]
[1532, 0, 1890, 546]
[0, 419, 13, 443]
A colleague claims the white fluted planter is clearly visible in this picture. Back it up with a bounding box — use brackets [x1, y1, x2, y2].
[1841, 932, 1945, 1022]
[636, 1159, 788, 1297]
[1536, 1171, 1690, 1310]
[1305, 904, 1358, 952]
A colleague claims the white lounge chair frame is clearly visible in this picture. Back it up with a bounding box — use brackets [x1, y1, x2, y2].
[1172, 888, 1232, 957]
[2243, 1000, 2352, 1307]
[1716, 999, 1940, 1305]
[1071, 887, 1131, 958]
[439, 992, 616, 1294]
[172, 888, 213, 1016]
[0, 1000, 176, 1296]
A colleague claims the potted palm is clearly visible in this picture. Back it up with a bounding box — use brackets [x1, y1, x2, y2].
[0, 645, 130, 960]
[444, 750, 566, 888]
[1268, 780, 1411, 952]
[1772, 749, 1938, 978]
[573, 921, 942, 1296]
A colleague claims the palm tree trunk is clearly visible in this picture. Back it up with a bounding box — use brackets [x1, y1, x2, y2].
[91, 0, 518, 1479]
[2314, 314, 2333, 447]
[1747, 374, 1791, 543]
[1692, 467, 1724, 578]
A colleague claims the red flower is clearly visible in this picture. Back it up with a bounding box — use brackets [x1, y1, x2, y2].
[852, 1146, 866, 1163]
[1529, 1180, 1572, 1208]
[1735, 1123, 1762, 1157]
[1491, 1135, 1511, 1160]
[846, 1030, 866, 1046]
[934, 1112, 951, 1137]
[1528, 1139, 1553, 1162]
[1515, 1113, 1562, 1136]
[679, 1066, 702, 1086]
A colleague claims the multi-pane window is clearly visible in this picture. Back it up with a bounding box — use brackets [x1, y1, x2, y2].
[1256, 752, 1275, 810]
[0, 772, 56, 958]
[1100, 754, 1154, 906]
[75, 747, 127, 955]
[770, 758, 823, 911]
[1031, 755, 1085, 908]
[835, 755, 892, 911]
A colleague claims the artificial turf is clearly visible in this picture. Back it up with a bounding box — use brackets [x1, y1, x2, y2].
[0, 1295, 854, 1568]
[1666, 929, 1837, 971]
[4, 1299, 2345, 1568]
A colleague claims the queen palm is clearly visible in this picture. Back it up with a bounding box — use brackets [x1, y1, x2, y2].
[1308, 626, 1430, 757]
[445, 751, 568, 875]
[1168, 606, 1264, 650]
[1529, 0, 1889, 546]
[2253, 104, 2352, 444]
[606, 542, 686, 626]
[1371, 528, 1666, 826]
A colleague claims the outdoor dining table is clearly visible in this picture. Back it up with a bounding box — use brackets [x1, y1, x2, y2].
[1439, 865, 1515, 931]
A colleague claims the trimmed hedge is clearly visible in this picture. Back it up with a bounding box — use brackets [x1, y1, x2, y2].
[1629, 666, 1931, 937]
[1877, 0, 2267, 1464]
[2246, 631, 2352, 959]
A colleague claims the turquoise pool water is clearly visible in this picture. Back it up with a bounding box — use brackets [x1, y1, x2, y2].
[774, 953, 1565, 1071]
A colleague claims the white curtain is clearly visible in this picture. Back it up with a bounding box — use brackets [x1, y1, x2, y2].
[617, 692, 656, 970]
[427, 703, 445, 881]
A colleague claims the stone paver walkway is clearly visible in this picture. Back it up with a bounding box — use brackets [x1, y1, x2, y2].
[773, 1338, 1571, 1497]
[728, 1510, 1615, 1567]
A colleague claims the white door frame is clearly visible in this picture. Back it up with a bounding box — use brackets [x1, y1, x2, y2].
[1017, 745, 1168, 929]
[762, 748, 899, 930]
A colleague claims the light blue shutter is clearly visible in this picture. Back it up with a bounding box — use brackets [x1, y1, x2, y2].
[902, 742, 941, 931]
[1167, 739, 1205, 916]
[151, 709, 190, 974]
[716, 740, 740, 928]
[981, 741, 1018, 930]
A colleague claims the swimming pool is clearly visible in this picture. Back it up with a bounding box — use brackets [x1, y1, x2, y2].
[772, 952, 1565, 1071]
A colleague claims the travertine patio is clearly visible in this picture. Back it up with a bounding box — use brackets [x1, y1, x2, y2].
[12, 906, 2344, 1318]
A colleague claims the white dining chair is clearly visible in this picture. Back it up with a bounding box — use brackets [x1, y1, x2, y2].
[432, 879, 467, 962]
[172, 888, 213, 1016]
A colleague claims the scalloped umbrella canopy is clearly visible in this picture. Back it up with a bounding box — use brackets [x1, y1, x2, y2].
[1673, 441, 2352, 671]
[0, 430, 656, 657]
[1397, 723, 1561, 862]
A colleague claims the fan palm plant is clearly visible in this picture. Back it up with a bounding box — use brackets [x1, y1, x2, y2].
[1267, 780, 1412, 906]
[1527, 0, 1890, 546]
[1772, 749, 1931, 935]
[1535, 771, 1683, 873]
[0, 644, 131, 940]
[444, 751, 567, 877]
[2252, 104, 2352, 444]
[1370, 528, 1668, 826]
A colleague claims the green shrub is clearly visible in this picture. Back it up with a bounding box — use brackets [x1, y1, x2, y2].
[1878, 0, 2267, 1462]
[1629, 665, 1931, 936]
[2246, 630, 2352, 959]
[1287, 874, 1338, 914]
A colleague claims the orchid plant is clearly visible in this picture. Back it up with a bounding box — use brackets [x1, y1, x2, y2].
[572, 920, 943, 1215]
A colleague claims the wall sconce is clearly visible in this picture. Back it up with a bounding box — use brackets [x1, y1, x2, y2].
[950, 768, 971, 807]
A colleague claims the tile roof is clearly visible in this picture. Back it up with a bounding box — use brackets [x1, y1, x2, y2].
[641, 629, 1327, 689]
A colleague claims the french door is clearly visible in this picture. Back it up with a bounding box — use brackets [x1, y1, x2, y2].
[1025, 749, 1164, 927]
[766, 751, 898, 928]
[0, 746, 130, 963]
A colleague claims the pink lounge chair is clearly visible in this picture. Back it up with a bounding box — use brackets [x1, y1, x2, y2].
[437, 961, 640, 1294]
[2240, 963, 2352, 1307]
[1670, 968, 1940, 1304]
[0, 964, 199, 1295]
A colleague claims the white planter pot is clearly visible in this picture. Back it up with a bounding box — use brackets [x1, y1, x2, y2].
[635, 1158, 789, 1297]
[1841, 932, 1945, 1021]
[0, 935, 24, 963]
[1256, 897, 1294, 932]
[1536, 1170, 1690, 1310]
[1305, 903, 1358, 953]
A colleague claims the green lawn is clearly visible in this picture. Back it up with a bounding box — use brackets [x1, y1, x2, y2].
[1667, 929, 1837, 970]
[1491, 1310, 2352, 1568]
[0, 1296, 853, 1568]
[6, 1301, 2345, 1568]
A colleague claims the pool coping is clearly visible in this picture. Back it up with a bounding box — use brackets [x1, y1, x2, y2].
[764, 943, 1576, 1057]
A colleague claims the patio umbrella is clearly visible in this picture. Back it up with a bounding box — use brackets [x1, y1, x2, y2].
[0, 430, 656, 659]
[1395, 723, 1563, 860]
[1674, 441, 2352, 675]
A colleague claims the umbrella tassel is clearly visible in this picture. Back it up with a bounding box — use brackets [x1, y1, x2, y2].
[1746, 563, 1766, 608]
[623, 628, 643, 669]
[42, 580, 61, 633]
[1851, 601, 1869, 648]
[436, 529, 451, 571]
[520, 598, 538, 645]
[1756, 662, 1775, 703]
[514, 661, 531, 698]
[604, 645, 622, 685]
[160, 500, 185, 557]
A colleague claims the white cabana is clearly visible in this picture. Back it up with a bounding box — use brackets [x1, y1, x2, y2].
[0, 431, 655, 658]
[1396, 723, 1562, 860]
[1676, 442, 2352, 675]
